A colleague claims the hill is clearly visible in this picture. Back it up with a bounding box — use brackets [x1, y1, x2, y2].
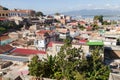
[63, 9, 120, 16]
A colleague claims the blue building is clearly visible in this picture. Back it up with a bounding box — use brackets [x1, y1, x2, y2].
[0, 36, 13, 46]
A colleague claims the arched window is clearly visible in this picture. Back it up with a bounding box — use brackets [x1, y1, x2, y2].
[2, 14, 4, 16]
[6, 14, 8, 16]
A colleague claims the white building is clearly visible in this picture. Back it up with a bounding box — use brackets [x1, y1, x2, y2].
[104, 34, 119, 46]
[34, 39, 46, 51]
[8, 16, 23, 25]
[9, 10, 28, 17]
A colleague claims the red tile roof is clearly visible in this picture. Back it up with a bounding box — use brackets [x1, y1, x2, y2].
[79, 40, 87, 44]
[0, 36, 10, 41]
[0, 45, 14, 54]
[12, 48, 46, 55]
[0, 17, 7, 21]
[79, 21, 86, 24]
[37, 30, 51, 34]
[47, 42, 53, 47]
[53, 41, 64, 44]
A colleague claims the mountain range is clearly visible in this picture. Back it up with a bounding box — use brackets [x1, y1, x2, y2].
[63, 9, 120, 16]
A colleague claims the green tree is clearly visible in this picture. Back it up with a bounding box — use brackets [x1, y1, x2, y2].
[72, 71, 85, 80]
[54, 38, 83, 80]
[35, 11, 44, 16]
[43, 55, 57, 78]
[0, 20, 23, 34]
[3, 7, 9, 10]
[78, 47, 110, 80]
[64, 37, 72, 47]
[78, 23, 85, 30]
[55, 13, 60, 15]
[92, 24, 99, 30]
[28, 55, 43, 80]
[103, 21, 111, 25]
[85, 48, 110, 80]
[0, 27, 6, 34]
[94, 15, 103, 24]
[28, 38, 110, 80]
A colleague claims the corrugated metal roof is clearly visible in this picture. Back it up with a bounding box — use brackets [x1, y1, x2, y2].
[87, 42, 104, 45]
[0, 54, 29, 62]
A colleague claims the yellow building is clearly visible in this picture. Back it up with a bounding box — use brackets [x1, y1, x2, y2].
[0, 6, 9, 17]
[0, 6, 35, 18]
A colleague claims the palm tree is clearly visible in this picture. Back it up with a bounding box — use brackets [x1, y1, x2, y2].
[43, 55, 56, 78]
[28, 55, 44, 80]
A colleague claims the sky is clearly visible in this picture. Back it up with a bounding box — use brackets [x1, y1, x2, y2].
[1, 0, 120, 14]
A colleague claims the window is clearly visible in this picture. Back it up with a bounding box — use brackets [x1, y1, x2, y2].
[2, 14, 4, 16]
[56, 45, 61, 52]
[6, 14, 8, 16]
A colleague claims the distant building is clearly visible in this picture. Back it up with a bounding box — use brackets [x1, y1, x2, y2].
[35, 30, 51, 51]
[8, 16, 24, 25]
[87, 39, 104, 58]
[9, 9, 35, 17]
[0, 6, 9, 17]
[30, 17, 40, 25]
[0, 6, 35, 18]
[104, 46, 120, 59]
[104, 34, 119, 46]
[54, 14, 71, 24]
[47, 41, 89, 56]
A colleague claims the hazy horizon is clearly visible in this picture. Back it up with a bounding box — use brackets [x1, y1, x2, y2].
[1, 0, 120, 14]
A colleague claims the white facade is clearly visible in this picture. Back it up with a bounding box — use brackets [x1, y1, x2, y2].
[9, 12, 28, 17]
[34, 40, 46, 51]
[54, 15, 65, 20]
[8, 16, 23, 25]
[104, 34, 118, 46]
[59, 33, 67, 39]
[22, 30, 30, 37]
[38, 40, 45, 47]
[104, 41, 117, 46]
[47, 42, 89, 56]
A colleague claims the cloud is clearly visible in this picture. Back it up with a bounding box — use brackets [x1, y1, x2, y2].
[114, 5, 120, 9]
[106, 4, 111, 7]
[87, 4, 93, 7]
[104, 4, 120, 10]
[62, 3, 120, 12]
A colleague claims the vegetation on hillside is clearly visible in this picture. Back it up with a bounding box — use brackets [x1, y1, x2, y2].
[94, 15, 103, 24]
[35, 11, 44, 17]
[78, 23, 85, 30]
[29, 38, 110, 80]
[94, 15, 117, 26]
[0, 21, 23, 35]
